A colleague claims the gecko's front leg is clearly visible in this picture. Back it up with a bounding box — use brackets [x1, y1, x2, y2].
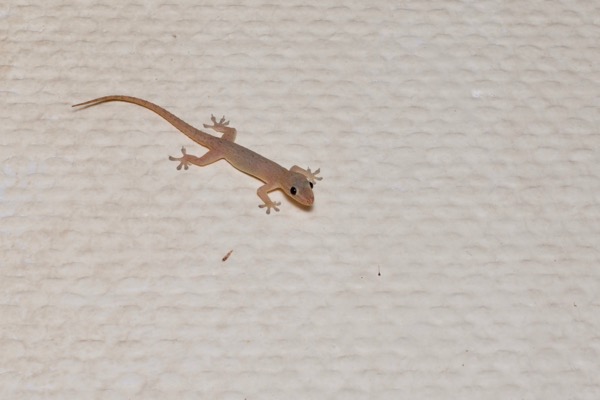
[257, 183, 281, 214]
[290, 166, 323, 185]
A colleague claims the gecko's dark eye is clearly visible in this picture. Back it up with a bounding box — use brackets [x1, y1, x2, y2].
[290, 187, 297, 195]
[309, 182, 313, 189]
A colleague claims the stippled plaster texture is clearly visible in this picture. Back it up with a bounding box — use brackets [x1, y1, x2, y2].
[1, 1, 599, 399]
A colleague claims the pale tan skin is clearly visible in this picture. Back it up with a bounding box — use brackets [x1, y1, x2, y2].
[72, 95, 322, 214]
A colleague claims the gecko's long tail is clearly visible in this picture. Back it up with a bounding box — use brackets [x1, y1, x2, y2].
[72, 95, 217, 148]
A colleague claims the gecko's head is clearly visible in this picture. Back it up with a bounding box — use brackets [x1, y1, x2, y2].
[284, 173, 315, 206]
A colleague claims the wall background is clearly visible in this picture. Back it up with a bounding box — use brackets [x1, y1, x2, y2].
[1, 1, 599, 399]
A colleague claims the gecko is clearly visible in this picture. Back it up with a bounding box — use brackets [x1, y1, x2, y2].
[72, 95, 322, 214]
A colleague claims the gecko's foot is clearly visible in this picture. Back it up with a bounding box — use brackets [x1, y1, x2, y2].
[258, 201, 281, 215]
[290, 165, 323, 185]
[168, 147, 192, 170]
[306, 167, 323, 185]
[203, 114, 229, 130]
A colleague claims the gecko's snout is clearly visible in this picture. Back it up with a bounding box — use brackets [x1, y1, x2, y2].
[293, 190, 314, 207]
[304, 192, 314, 206]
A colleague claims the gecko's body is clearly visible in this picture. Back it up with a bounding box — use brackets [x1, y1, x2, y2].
[72, 95, 321, 214]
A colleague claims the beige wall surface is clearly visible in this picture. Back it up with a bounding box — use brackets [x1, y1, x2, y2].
[1, 1, 599, 399]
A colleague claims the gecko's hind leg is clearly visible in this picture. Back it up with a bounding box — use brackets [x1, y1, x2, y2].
[169, 147, 223, 170]
[203, 114, 237, 142]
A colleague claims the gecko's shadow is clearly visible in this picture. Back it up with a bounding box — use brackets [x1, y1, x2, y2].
[285, 196, 316, 214]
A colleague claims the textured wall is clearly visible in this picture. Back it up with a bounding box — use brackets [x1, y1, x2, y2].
[1, 1, 599, 399]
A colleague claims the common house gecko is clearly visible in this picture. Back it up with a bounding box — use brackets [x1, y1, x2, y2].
[72, 95, 322, 214]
